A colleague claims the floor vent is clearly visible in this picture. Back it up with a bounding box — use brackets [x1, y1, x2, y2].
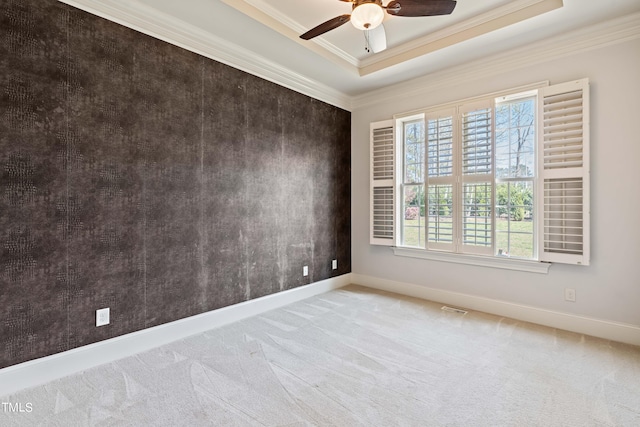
[441, 306, 468, 315]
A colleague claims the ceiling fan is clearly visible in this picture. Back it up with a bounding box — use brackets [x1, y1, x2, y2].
[300, 0, 457, 53]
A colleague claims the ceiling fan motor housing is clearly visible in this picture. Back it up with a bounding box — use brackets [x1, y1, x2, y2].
[352, 0, 384, 8]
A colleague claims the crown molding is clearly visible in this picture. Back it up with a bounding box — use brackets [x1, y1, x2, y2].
[239, 0, 359, 68]
[54, 1, 640, 112]
[57, 0, 353, 110]
[359, 0, 562, 75]
[224, 0, 563, 76]
[218, 0, 358, 70]
[352, 11, 640, 110]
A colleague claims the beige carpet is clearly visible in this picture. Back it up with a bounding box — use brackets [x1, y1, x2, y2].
[1, 285, 639, 426]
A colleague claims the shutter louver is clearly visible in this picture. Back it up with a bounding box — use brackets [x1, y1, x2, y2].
[372, 187, 394, 240]
[459, 101, 494, 255]
[372, 126, 394, 181]
[544, 178, 583, 256]
[370, 120, 396, 245]
[543, 90, 584, 169]
[425, 110, 456, 252]
[462, 107, 492, 175]
[538, 79, 590, 265]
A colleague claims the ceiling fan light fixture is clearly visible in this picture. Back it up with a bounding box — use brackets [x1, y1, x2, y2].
[350, 3, 384, 31]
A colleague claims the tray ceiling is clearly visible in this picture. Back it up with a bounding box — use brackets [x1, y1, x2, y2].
[221, 0, 563, 75]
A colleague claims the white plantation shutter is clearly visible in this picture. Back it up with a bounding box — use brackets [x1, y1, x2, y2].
[425, 109, 456, 251]
[459, 101, 494, 255]
[461, 104, 493, 176]
[537, 79, 590, 265]
[370, 120, 396, 245]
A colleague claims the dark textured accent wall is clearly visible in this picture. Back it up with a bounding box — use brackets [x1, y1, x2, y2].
[0, 0, 351, 369]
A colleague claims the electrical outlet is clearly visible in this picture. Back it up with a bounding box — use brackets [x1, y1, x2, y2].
[96, 308, 110, 327]
[332, 259, 338, 270]
[303, 265, 308, 277]
[564, 288, 576, 302]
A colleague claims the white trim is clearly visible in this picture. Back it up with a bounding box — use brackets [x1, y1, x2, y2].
[56, 0, 352, 111]
[223, 0, 359, 68]
[392, 247, 551, 274]
[55, 2, 640, 112]
[0, 274, 352, 397]
[358, 0, 563, 76]
[223, 0, 563, 76]
[353, 12, 640, 109]
[393, 82, 548, 121]
[351, 274, 640, 347]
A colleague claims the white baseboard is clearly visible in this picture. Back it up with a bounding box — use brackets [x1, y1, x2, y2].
[4, 272, 637, 397]
[352, 273, 640, 347]
[0, 274, 352, 397]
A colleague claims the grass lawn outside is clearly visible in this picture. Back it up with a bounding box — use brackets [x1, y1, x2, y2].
[402, 217, 534, 258]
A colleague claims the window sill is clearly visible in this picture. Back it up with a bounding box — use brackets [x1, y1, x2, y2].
[391, 247, 551, 274]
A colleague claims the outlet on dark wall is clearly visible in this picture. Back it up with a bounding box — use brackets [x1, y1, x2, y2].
[0, 0, 351, 369]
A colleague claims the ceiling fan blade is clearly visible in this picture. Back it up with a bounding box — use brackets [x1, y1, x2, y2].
[300, 14, 351, 40]
[386, 0, 457, 17]
[366, 24, 387, 53]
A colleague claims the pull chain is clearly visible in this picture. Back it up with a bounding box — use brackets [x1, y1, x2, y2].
[364, 30, 371, 53]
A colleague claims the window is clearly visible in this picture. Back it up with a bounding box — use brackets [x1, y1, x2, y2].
[402, 118, 426, 248]
[495, 94, 536, 258]
[370, 79, 589, 267]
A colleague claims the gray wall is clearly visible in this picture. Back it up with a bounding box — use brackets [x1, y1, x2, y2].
[351, 38, 640, 327]
[0, 0, 351, 369]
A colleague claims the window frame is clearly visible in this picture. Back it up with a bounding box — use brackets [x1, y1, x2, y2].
[425, 108, 456, 252]
[392, 82, 548, 271]
[459, 99, 495, 256]
[397, 90, 536, 259]
[372, 79, 589, 271]
[494, 91, 538, 259]
[400, 116, 427, 248]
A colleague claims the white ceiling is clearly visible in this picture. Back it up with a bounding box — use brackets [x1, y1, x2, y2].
[65, 0, 640, 105]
